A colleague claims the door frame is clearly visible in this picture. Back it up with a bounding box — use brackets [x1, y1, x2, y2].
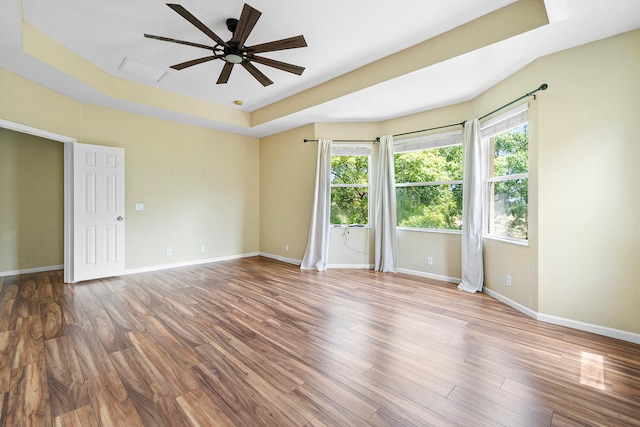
[0, 119, 77, 282]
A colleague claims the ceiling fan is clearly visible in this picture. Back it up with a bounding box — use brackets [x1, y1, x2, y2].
[144, 3, 307, 86]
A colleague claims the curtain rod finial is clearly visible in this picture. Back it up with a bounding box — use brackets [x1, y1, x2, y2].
[540, 83, 548, 90]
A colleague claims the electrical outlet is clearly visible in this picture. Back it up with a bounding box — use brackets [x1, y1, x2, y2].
[200, 245, 205, 253]
[506, 275, 512, 286]
[285, 244, 289, 252]
[427, 257, 433, 266]
[166, 248, 172, 256]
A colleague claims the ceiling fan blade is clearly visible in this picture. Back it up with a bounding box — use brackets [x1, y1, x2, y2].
[250, 56, 305, 75]
[241, 62, 273, 86]
[231, 4, 261, 47]
[144, 34, 213, 51]
[217, 62, 234, 84]
[170, 55, 221, 70]
[167, 4, 228, 47]
[246, 35, 307, 54]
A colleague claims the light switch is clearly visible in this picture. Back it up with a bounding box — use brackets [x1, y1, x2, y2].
[135, 203, 144, 211]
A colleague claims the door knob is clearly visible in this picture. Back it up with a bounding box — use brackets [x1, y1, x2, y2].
[117, 216, 125, 221]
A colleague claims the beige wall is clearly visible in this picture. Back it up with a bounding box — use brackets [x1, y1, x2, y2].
[397, 230, 461, 280]
[259, 125, 317, 261]
[536, 29, 640, 333]
[0, 70, 260, 271]
[0, 129, 64, 271]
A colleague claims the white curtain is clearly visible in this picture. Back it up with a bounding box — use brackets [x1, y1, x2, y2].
[458, 119, 485, 293]
[300, 139, 332, 271]
[374, 135, 398, 272]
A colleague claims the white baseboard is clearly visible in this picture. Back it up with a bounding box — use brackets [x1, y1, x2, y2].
[537, 313, 640, 345]
[398, 268, 459, 284]
[259, 252, 301, 265]
[328, 263, 374, 269]
[483, 287, 538, 319]
[260, 252, 374, 270]
[483, 287, 640, 345]
[0, 265, 64, 277]
[124, 252, 260, 275]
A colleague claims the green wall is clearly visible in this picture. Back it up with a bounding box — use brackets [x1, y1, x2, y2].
[0, 128, 64, 271]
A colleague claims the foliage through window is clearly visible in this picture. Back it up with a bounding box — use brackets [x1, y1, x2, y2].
[394, 133, 463, 230]
[485, 108, 529, 240]
[331, 150, 369, 225]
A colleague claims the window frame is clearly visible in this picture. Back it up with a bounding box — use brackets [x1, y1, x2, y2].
[393, 130, 464, 232]
[482, 103, 529, 244]
[330, 145, 372, 227]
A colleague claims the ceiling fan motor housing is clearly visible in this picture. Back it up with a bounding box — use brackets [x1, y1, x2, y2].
[226, 18, 239, 33]
[223, 18, 243, 63]
[224, 43, 244, 63]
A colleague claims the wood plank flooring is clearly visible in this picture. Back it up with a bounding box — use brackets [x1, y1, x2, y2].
[1, 256, 639, 426]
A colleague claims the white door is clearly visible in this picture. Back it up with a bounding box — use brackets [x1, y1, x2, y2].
[73, 143, 125, 282]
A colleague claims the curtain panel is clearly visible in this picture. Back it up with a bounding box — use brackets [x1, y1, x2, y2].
[300, 139, 332, 271]
[458, 119, 485, 292]
[374, 135, 398, 272]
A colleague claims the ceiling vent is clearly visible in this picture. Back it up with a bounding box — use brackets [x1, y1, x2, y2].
[118, 57, 167, 82]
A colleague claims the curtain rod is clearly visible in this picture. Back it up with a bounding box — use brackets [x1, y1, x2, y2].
[303, 139, 378, 143]
[392, 83, 549, 139]
[479, 83, 548, 120]
[302, 84, 548, 143]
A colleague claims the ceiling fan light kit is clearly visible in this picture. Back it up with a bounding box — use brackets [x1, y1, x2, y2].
[144, 3, 307, 86]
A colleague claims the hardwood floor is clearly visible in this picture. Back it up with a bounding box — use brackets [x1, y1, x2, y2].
[1, 256, 639, 426]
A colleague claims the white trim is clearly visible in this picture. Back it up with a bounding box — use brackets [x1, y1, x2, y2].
[397, 227, 462, 235]
[483, 287, 538, 319]
[0, 265, 64, 277]
[487, 173, 528, 183]
[538, 313, 640, 344]
[537, 313, 640, 345]
[483, 287, 640, 345]
[396, 180, 463, 187]
[327, 264, 374, 269]
[394, 130, 463, 153]
[483, 235, 529, 247]
[331, 144, 372, 155]
[64, 143, 74, 282]
[480, 103, 528, 138]
[331, 183, 369, 188]
[259, 252, 301, 265]
[124, 252, 260, 276]
[397, 268, 459, 283]
[0, 119, 76, 143]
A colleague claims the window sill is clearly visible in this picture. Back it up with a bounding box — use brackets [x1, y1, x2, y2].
[483, 235, 529, 247]
[331, 224, 371, 229]
[397, 227, 462, 235]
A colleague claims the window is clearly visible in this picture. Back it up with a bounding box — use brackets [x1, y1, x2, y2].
[394, 131, 463, 230]
[330, 146, 370, 226]
[483, 105, 529, 240]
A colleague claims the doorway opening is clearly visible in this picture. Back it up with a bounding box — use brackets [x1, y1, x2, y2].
[0, 119, 76, 282]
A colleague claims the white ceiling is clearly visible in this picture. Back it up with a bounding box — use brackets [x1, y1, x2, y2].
[1, 0, 639, 137]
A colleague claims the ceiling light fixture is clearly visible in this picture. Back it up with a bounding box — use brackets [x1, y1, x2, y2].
[224, 51, 243, 64]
